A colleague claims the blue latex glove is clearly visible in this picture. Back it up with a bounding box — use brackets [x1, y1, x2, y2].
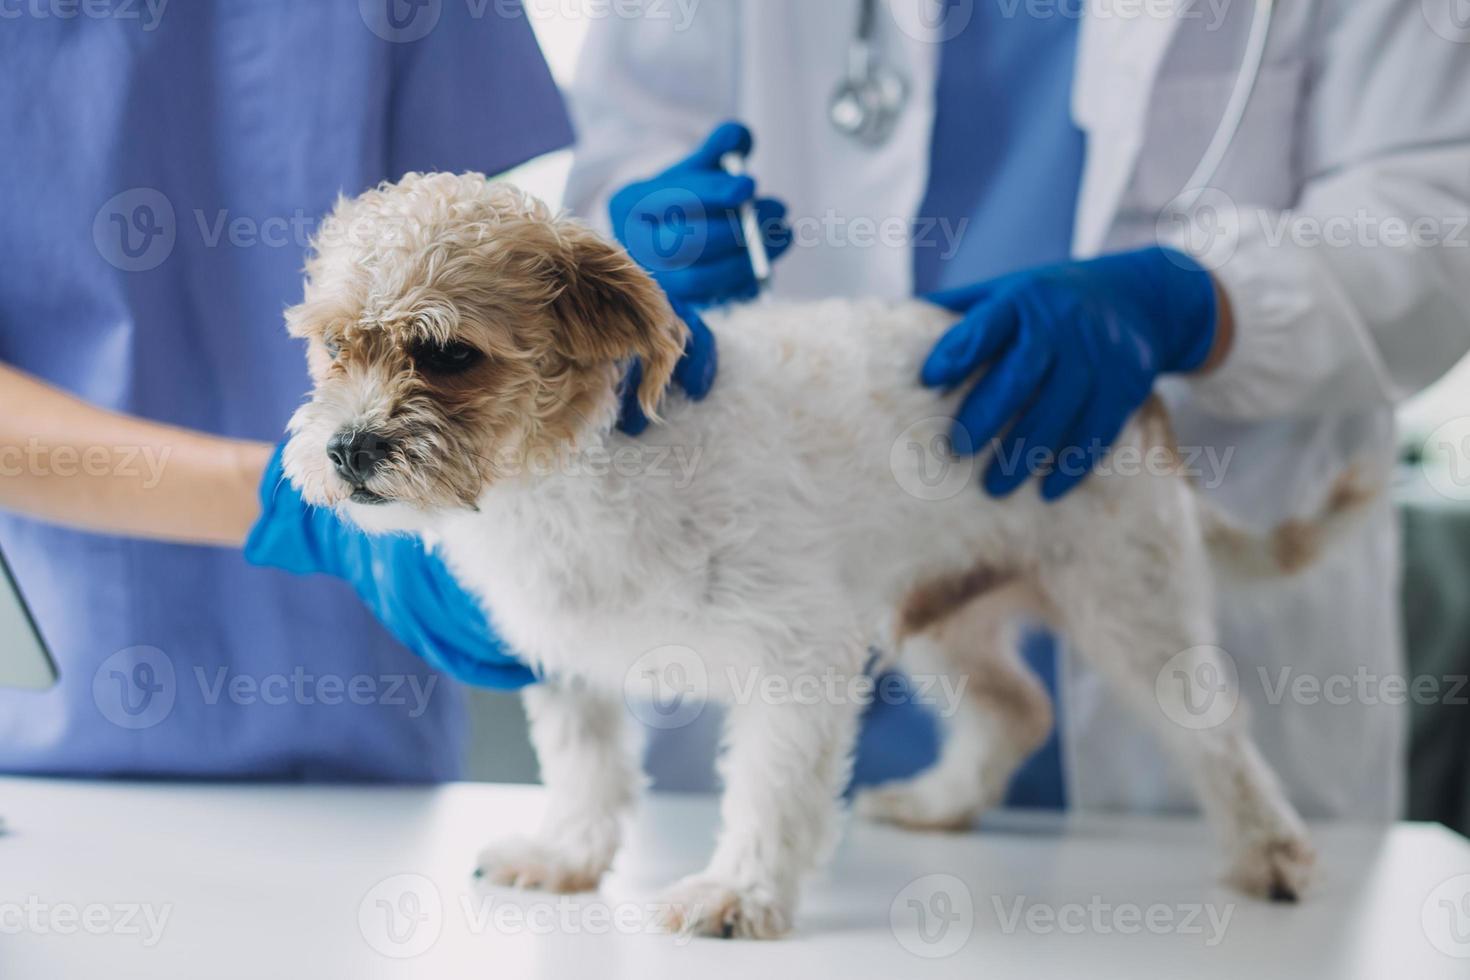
[244, 446, 536, 689]
[922, 246, 1218, 501]
[616, 296, 719, 436]
[609, 121, 792, 308]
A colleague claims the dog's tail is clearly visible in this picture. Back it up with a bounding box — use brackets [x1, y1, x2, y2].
[1133, 397, 1380, 582]
[1198, 464, 1380, 582]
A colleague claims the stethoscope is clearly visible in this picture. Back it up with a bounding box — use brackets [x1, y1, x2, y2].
[828, 0, 1276, 205]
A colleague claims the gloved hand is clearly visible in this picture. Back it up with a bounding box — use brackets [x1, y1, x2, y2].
[609, 121, 792, 308]
[244, 446, 535, 689]
[616, 296, 718, 436]
[922, 246, 1219, 501]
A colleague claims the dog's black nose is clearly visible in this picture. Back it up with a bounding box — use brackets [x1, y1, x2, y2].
[327, 429, 393, 485]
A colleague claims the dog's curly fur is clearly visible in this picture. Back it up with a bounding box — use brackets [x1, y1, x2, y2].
[284, 175, 683, 511]
[281, 173, 1360, 939]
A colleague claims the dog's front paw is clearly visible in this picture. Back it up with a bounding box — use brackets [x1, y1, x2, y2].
[1225, 834, 1316, 903]
[653, 875, 792, 940]
[474, 836, 608, 894]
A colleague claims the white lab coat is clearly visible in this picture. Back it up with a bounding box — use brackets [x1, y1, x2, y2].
[564, 0, 1470, 820]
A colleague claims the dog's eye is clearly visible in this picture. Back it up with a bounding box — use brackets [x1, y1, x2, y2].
[413, 341, 484, 375]
[324, 339, 342, 360]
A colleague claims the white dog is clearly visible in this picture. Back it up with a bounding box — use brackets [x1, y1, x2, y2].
[283, 173, 1364, 939]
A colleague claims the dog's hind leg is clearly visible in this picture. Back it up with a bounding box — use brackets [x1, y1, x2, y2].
[1038, 534, 1315, 901]
[475, 680, 642, 893]
[855, 577, 1055, 831]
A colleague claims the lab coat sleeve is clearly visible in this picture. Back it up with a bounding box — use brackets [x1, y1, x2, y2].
[561, 0, 741, 232]
[1184, 0, 1470, 420]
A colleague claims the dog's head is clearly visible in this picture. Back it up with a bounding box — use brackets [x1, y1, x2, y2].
[281, 172, 684, 529]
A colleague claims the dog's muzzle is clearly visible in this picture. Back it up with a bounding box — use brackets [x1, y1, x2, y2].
[327, 428, 394, 504]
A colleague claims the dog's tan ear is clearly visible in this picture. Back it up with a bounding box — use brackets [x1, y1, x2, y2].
[549, 220, 687, 420]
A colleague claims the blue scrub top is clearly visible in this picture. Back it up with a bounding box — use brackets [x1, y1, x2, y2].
[913, 4, 1087, 291]
[855, 6, 1087, 804]
[0, 2, 571, 780]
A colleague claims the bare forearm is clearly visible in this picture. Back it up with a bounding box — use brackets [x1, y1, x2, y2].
[1195, 276, 1237, 376]
[0, 363, 271, 547]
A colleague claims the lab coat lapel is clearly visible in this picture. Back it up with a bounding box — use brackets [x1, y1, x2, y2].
[1072, 0, 1186, 256]
[744, 0, 940, 299]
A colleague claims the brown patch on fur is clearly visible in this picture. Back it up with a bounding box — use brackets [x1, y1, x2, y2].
[1271, 520, 1319, 575]
[1204, 461, 1380, 580]
[544, 218, 685, 420]
[897, 563, 1014, 642]
[921, 579, 1056, 754]
[283, 173, 686, 509]
[1325, 462, 1376, 514]
[966, 667, 1054, 759]
[1270, 465, 1377, 574]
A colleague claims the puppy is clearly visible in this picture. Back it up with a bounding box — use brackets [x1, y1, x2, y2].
[283, 172, 1357, 938]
